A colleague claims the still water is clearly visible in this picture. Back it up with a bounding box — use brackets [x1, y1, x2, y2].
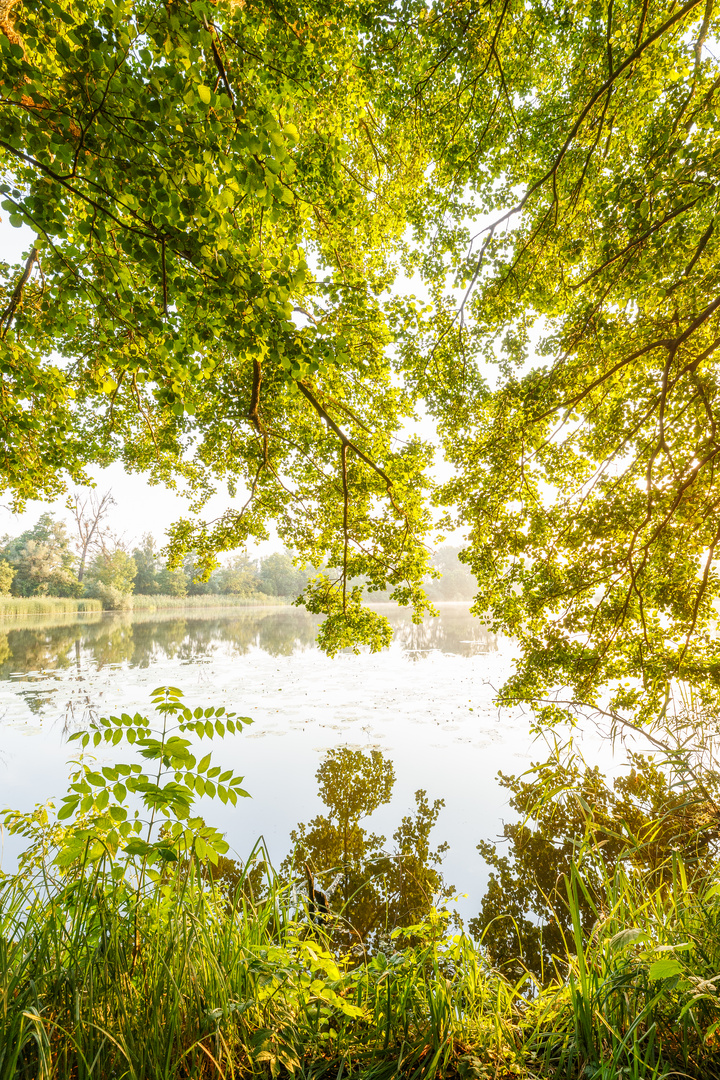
[0, 604, 533, 928]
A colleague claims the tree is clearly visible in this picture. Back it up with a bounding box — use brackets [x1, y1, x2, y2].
[401, 0, 720, 751]
[215, 555, 260, 597]
[2, 0, 720, 720]
[69, 489, 114, 582]
[424, 547, 476, 602]
[155, 564, 188, 598]
[132, 533, 160, 595]
[257, 551, 310, 598]
[0, 0, 437, 652]
[183, 553, 219, 596]
[86, 547, 137, 595]
[0, 558, 13, 595]
[1, 513, 79, 596]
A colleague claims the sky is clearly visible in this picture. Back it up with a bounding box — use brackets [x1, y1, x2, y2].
[0, 217, 461, 556]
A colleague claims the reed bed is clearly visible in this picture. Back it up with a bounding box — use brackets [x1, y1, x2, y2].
[0, 855, 523, 1080]
[0, 597, 102, 618]
[129, 594, 290, 611]
[517, 858, 720, 1079]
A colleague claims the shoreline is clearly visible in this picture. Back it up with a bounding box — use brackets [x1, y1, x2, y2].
[0, 596, 476, 621]
[0, 594, 289, 620]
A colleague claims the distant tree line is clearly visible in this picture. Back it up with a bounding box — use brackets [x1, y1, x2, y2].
[0, 502, 477, 609]
[0, 513, 313, 608]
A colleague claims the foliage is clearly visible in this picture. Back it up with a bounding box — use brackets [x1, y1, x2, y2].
[0, 558, 13, 595]
[154, 564, 188, 597]
[519, 861, 720, 1080]
[0, 857, 522, 1080]
[258, 550, 312, 598]
[1, 513, 80, 597]
[0, 0, 438, 650]
[131, 532, 161, 594]
[425, 547, 478, 603]
[403, 0, 720, 742]
[1, 0, 720, 690]
[215, 553, 265, 597]
[0, 688, 519, 1078]
[473, 755, 720, 982]
[85, 547, 138, 595]
[43, 685, 251, 870]
[299, 575, 397, 656]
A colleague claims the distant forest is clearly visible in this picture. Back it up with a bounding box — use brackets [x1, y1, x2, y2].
[0, 499, 477, 608]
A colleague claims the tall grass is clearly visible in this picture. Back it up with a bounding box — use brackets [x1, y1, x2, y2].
[0, 597, 102, 618]
[3, 683, 719, 1079]
[0, 852, 522, 1080]
[4, 847, 720, 1078]
[518, 856, 720, 1079]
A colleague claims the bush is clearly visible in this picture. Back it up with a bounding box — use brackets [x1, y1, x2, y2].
[86, 582, 133, 611]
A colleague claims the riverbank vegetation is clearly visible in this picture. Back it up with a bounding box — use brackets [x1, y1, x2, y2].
[3, 689, 720, 1079]
[7, 848, 720, 1080]
[0, 513, 314, 608]
[0, 596, 101, 617]
[0, 512, 476, 612]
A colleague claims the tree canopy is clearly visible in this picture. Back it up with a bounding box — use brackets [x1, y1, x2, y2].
[0, 0, 438, 651]
[2, 0, 720, 737]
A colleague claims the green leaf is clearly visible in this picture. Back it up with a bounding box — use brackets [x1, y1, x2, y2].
[609, 928, 649, 951]
[648, 958, 683, 980]
[197, 85, 211, 104]
[57, 798, 79, 820]
[124, 838, 152, 857]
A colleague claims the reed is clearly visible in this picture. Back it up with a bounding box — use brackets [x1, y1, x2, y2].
[5, 848, 719, 1079]
[519, 854, 720, 1079]
[3, 686, 719, 1079]
[129, 593, 290, 611]
[0, 597, 102, 618]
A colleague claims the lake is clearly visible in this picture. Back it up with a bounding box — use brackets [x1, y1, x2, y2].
[0, 603, 537, 926]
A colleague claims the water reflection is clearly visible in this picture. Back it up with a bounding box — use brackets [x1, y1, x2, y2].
[0, 604, 495, 682]
[280, 747, 452, 952]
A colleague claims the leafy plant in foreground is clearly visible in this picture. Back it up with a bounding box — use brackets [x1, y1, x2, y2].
[3, 684, 251, 880]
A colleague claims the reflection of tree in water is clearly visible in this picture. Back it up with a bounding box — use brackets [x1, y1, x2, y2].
[281, 748, 451, 952]
[471, 755, 720, 983]
[0, 606, 491, 678]
[386, 606, 496, 657]
[217, 610, 321, 657]
[0, 610, 324, 678]
[0, 621, 90, 678]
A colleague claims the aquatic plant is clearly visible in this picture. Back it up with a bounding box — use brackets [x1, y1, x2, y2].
[0, 597, 102, 618]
